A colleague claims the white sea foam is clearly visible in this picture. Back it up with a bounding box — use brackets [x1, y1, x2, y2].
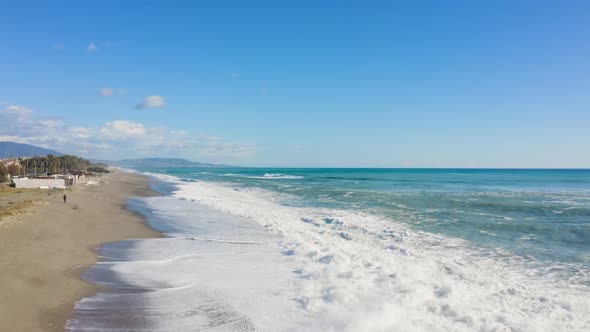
[68, 197, 313, 331]
[170, 180, 590, 331]
[142, 171, 186, 183]
[69, 172, 590, 331]
[222, 172, 304, 180]
[256, 173, 304, 179]
[241, 173, 303, 180]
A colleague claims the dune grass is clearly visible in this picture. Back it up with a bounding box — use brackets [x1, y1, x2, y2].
[0, 199, 43, 221]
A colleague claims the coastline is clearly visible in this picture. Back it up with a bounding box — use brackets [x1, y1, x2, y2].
[0, 170, 161, 332]
[2, 168, 588, 331]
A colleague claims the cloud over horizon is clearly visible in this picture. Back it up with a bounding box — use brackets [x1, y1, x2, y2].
[136, 95, 166, 109]
[0, 105, 255, 162]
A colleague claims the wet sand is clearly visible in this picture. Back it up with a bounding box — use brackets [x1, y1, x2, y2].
[0, 171, 160, 332]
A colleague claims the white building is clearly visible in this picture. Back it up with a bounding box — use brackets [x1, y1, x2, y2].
[12, 178, 67, 189]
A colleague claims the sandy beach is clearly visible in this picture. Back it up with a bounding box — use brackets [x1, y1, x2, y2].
[0, 171, 160, 332]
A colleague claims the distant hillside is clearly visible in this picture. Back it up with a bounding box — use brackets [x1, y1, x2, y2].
[0, 141, 63, 158]
[110, 158, 230, 168]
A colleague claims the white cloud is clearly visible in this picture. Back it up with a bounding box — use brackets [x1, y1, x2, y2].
[86, 42, 97, 52]
[36, 119, 64, 129]
[53, 43, 65, 49]
[100, 120, 146, 139]
[0, 106, 84, 151]
[0, 135, 23, 142]
[1, 105, 33, 117]
[231, 73, 241, 79]
[70, 127, 92, 139]
[0, 105, 255, 161]
[98, 88, 114, 96]
[136, 95, 166, 109]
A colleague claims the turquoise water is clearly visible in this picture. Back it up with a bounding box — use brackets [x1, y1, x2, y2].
[137, 168, 590, 267]
[72, 167, 590, 330]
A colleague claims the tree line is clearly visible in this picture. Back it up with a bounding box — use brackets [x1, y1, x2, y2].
[0, 154, 92, 180]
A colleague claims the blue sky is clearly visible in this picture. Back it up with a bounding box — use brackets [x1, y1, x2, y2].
[1, 0, 589, 167]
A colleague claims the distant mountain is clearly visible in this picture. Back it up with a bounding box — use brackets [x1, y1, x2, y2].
[108, 157, 231, 168]
[0, 141, 63, 158]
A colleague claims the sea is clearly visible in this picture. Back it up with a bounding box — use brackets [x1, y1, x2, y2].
[67, 168, 590, 331]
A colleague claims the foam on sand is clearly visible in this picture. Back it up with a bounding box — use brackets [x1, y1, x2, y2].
[67, 196, 311, 331]
[172, 180, 590, 331]
[68, 174, 590, 331]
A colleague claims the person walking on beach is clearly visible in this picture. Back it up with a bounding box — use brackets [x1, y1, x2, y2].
[63, 194, 67, 204]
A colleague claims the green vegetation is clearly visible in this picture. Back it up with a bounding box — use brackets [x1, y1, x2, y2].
[0, 164, 8, 182]
[1, 154, 109, 180]
[18, 154, 91, 175]
[0, 163, 19, 180]
[87, 163, 110, 173]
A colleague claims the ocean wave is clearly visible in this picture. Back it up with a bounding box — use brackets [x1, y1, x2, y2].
[170, 179, 590, 331]
[104, 171, 590, 331]
[251, 173, 304, 180]
[69, 197, 304, 331]
[217, 172, 304, 180]
[142, 171, 186, 183]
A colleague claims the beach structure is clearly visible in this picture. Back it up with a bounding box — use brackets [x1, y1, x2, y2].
[11, 173, 99, 189]
[70, 170, 86, 184]
[12, 177, 68, 189]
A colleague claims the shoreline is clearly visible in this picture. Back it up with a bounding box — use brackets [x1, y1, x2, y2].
[0, 171, 162, 332]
